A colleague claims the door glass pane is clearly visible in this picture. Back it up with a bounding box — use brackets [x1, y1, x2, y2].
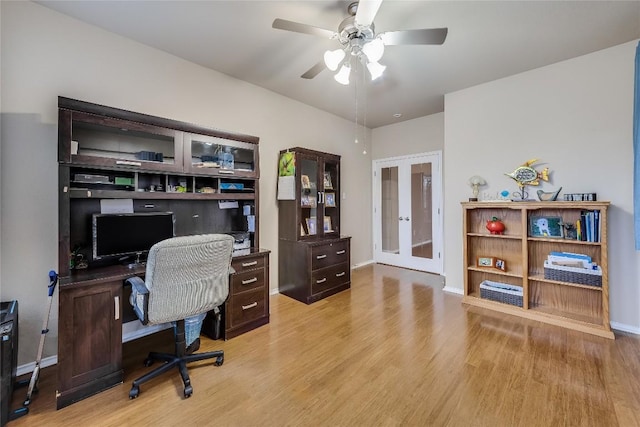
[381, 166, 399, 254]
[411, 163, 433, 259]
[300, 158, 318, 236]
[189, 137, 255, 172]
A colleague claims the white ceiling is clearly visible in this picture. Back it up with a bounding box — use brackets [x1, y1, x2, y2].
[37, 1, 640, 128]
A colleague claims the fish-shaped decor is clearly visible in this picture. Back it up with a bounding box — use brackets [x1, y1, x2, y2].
[505, 159, 549, 189]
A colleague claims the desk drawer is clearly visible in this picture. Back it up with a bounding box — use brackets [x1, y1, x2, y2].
[232, 255, 266, 274]
[231, 268, 265, 295]
[311, 240, 349, 271]
[311, 263, 350, 295]
[229, 288, 267, 327]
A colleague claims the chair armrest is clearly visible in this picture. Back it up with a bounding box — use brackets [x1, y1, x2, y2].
[126, 276, 149, 325]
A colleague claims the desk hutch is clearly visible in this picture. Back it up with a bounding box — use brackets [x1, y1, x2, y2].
[56, 97, 269, 408]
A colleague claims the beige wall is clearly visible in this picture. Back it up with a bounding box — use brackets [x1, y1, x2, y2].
[371, 113, 444, 160]
[444, 40, 640, 332]
[0, 1, 373, 365]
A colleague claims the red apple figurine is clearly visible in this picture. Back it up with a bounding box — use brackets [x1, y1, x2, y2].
[486, 217, 505, 235]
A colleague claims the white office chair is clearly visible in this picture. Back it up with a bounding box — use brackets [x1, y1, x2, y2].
[126, 234, 234, 399]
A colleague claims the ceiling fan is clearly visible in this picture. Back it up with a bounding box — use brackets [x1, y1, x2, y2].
[272, 0, 448, 84]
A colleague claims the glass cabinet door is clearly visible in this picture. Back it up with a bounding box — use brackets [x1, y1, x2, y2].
[185, 134, 257, 177]
[68, 111, 182, 173]
[321, 159, 339, 236]
[299, 154, 319, 238]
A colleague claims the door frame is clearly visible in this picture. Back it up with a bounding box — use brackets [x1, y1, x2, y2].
[372, 151, 443, 274]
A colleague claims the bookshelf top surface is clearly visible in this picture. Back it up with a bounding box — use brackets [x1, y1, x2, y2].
[461, 201, 610, 209]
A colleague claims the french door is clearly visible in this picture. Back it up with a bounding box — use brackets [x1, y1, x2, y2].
[373, 152, 442, 273]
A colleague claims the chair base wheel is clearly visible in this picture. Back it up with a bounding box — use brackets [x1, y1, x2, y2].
[129, 386, 140, 399]
[184, 385, 193, 398]
[214, 355, 224, 366]
[144, 358, 153, 367]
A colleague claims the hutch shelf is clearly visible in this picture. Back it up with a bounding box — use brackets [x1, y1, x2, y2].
[462, 201, 612, 339]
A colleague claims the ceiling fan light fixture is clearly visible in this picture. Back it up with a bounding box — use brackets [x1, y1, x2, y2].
[367, 61, 386, 80]
[362, 37, 384, 63]
[334, 64, 351, 85]
[324, 48, 346, 71]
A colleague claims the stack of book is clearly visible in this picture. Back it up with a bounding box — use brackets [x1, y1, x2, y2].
[543, 251, 602, 287]
[576, 210, 601, 242]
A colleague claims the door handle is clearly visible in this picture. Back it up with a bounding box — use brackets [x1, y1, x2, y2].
[114, 296, 120, 320]
[399, 217, 403, 221]
[404, 217, 410, 221]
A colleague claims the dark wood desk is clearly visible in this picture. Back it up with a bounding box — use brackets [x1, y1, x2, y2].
[57, 249, 270, 409]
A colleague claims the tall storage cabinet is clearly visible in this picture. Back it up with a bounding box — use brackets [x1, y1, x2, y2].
[278, 148, 351, 304]
[462, 201, 612, 339]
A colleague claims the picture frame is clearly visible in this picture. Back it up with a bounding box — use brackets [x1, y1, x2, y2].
[301, 174, 311, 189]
[300, 223, 306, 236]
[306, 217, 317, 235]
[323, 172, 333, 189]
[494, 258, 507, 271]
[323, 216, 332, 232]
[325, 192, 336, 207]
[301, 195, 310, 207]
[308, 195, 317, 208]
[529, 216, 564, 238]
[476, 256, 496, 268]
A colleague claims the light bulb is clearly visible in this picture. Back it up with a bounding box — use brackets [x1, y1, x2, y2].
[367, 61, 386, 80]
[355, 138, 359, 144]
[363, 38, 384, 63]
[363, 149, 367, 155]
[324, 49, 346, 71]
[334, 64, 350, 85]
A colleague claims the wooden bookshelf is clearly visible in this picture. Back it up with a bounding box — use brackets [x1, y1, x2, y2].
[462, 201, 612, 339]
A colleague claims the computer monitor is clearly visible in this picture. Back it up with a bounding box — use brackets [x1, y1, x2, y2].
[92, 212, 175, 262]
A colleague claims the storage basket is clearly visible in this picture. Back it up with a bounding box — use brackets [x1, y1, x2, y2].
[543, 261, 602, 287]
[479, 280, 523, 307]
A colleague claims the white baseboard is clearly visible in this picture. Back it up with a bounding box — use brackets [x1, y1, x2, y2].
[17, 355, 57, 377]
[352, 260, 375, 269]
[610, 321, 640, 336]
[442, 286, 463, 295]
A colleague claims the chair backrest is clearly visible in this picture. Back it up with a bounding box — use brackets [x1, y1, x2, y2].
[144, 234, 234, 325]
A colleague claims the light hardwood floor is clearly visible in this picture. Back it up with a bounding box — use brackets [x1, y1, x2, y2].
[9, 264, 640, 426]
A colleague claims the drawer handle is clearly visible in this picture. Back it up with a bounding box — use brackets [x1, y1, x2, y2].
[316, 254, 327, 260]
[241, 277, 258, 285]
[336, 250, 346, 255]
[316, 278, 327, 284]
[242, 261, 258, 267]
[242, 302, 258, 310]
[335, 272, 346, 277]
[114, 296, 120, 320]
[115, 160, 141, 167]
[219, 170, 235, 175]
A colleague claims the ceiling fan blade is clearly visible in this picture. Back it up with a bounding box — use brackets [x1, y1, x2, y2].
[380, 28, 448, 45]
[272, 18, 336, 39]
[301, 60, 326, 79]
[354, 0, 383, 27]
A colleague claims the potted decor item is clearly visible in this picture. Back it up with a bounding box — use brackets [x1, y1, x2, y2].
[486, 217, 505, 235]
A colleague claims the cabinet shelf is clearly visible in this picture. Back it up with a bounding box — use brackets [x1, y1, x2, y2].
[68, 188, 255, 200]
[467, 232, 522, 240]
[527, 236, 601, 246]
[467, 266, 522, 279]
[528, 274, 602, 291]
[462, 201, 612, 339]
